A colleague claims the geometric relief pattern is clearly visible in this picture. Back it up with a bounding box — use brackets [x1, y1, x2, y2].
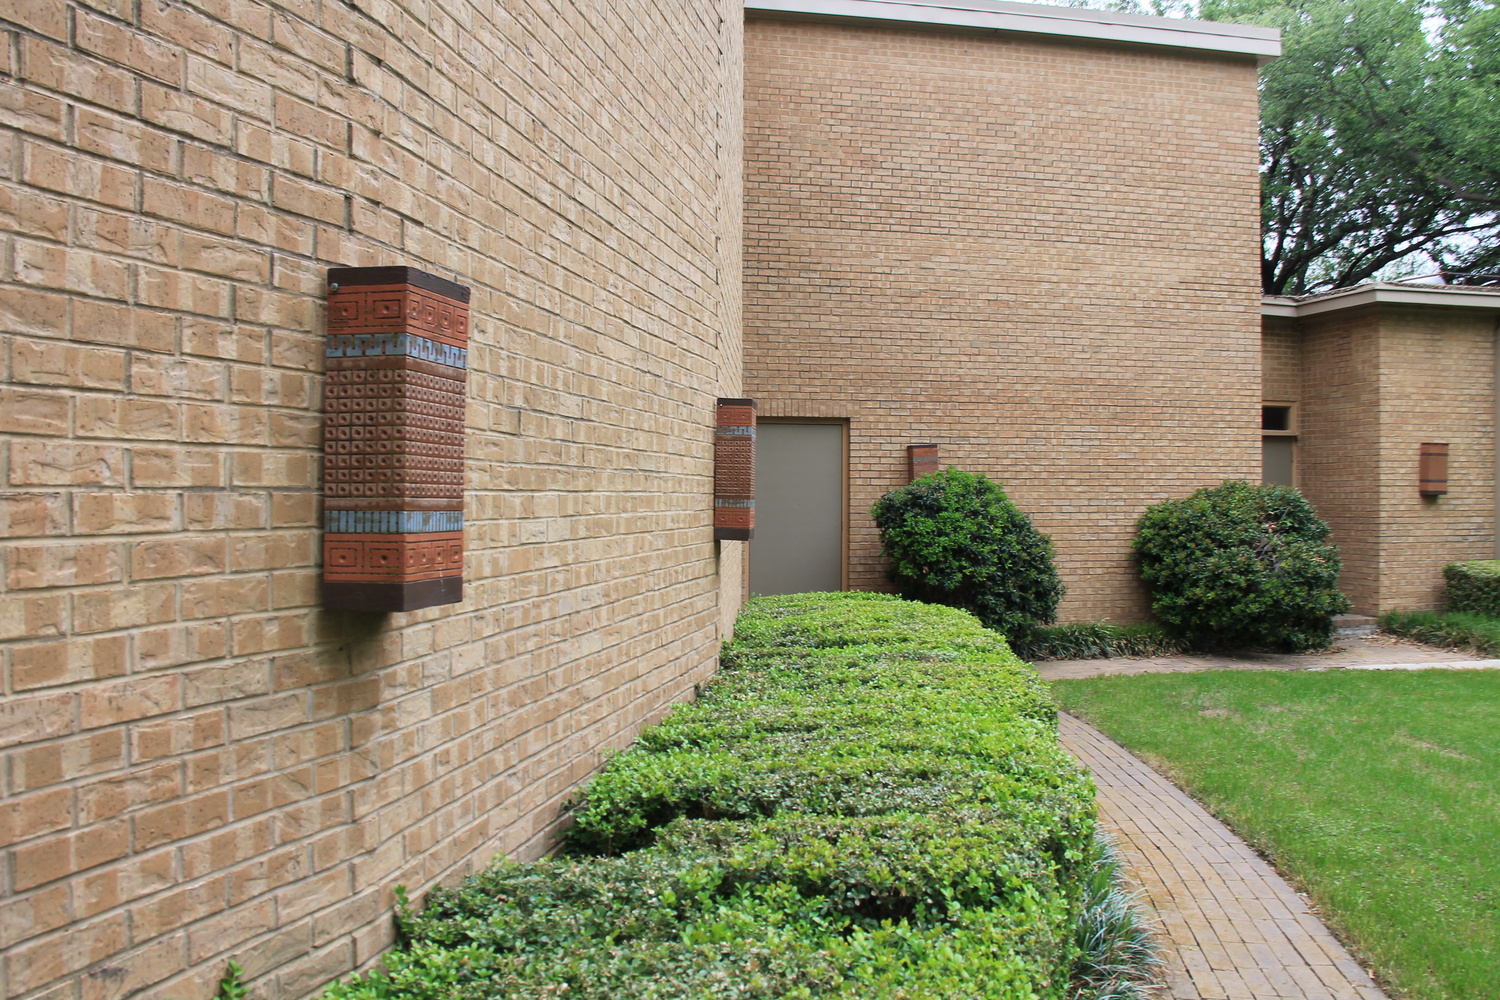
[323, 368, 465, 499]
[324, 510, 465, 533]
[322, 532, 465, 582]
[713, 397, 756, 540]
[326, 283, 469, 344]
[323, 266, 470, 611]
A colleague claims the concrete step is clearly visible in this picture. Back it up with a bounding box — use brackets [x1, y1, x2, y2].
[1333, 613, 1378, 638]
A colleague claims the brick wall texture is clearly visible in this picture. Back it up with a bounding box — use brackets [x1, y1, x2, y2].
[1288, 309, 1383, 610]
[743, 16, 1265, 622]
[0, 0, 744, 997]
[1269, 306, 1498, 612]
[1260, 317, 1299, 403]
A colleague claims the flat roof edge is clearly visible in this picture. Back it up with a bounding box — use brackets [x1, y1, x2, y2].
[1263, 285, 1500, 318]
[746, 0, 1282, 59]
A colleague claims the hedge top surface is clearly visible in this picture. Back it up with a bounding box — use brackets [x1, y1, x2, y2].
[729, 591, 1011, 653]
[563, 593, 1086, 859]
[319, 592, 1098, 1000]
[1446, 561, 1500, 579]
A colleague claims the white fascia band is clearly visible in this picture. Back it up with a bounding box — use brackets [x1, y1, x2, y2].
[1264, 285, 1500, 318]
[746, 0, 1282, 62]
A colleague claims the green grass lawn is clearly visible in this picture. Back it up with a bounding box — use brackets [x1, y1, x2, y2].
[1052, 669, 1500, 1000]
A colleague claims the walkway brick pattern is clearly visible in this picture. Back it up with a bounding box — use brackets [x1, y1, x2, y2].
[1059, 714, 1389, 1000]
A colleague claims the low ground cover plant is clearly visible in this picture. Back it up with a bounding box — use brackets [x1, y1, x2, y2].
[1069, 837, 1162, 1000]
[1055, 669, 1500, 1000]
[1380, 608, 1500, 656]
[1133, 480, 1349, 651]
[319, 594, 1149, 999]
[871, 469, 1064, 646]
[1013, 621, 1187, 662]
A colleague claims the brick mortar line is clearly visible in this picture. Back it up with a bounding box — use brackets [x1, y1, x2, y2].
[0, 659, 705, 902]
[0, 669, 720, 959]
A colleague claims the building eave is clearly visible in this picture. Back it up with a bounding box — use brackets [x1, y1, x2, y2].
[1262, 283, 1500, 319]
[745, 0, 1281, 62]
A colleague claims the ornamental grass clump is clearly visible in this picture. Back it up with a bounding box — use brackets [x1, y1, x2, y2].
[319, 593, 1127, 999]
[871, 468, 1065, 646]
[1380, 608, 1500, 657]
[1068, 835, 1163, 1000]
[1133, 480, 1349, 652]
[1012, 621, 1187, 662]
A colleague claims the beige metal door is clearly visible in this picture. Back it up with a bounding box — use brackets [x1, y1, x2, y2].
[1263, 436, 1295, 487]
[751, 422, 845, 595]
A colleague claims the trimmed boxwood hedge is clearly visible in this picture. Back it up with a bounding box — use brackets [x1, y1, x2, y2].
[319, 593, 1097, 1000]
[1443, 560, 1500, 616]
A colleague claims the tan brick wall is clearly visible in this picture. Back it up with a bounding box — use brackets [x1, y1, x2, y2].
[1374, 308, 1496, 610]
[1261, 317, 1300, 404]
[1264, 305, 1497, 614]
[743, 17, 1263, 623]
[0, 0, 744, 997]
[1293, 309, 1383, 611]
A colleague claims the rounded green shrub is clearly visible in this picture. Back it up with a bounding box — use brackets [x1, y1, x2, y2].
[870, 468, 1064, 643]
[1133, 480, 1350, 651]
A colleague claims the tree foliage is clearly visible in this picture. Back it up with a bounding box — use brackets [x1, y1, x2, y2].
[1205, 0, 1500, 293]
[1078, 0, 1500, 293]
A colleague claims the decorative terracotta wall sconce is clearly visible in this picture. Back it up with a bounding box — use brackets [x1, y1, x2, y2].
[714, 398, 756, 540]
[908, 443, 939, 482]
[1419, 442, 1448, 497]
[322, 266, 469, 611]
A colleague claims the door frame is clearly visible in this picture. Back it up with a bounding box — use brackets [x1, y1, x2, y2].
[1261, 400, 1298, 488]
[755, 417, 850, 591]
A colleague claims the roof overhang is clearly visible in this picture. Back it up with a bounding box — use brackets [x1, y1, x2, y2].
[745, 0, 1282, 63]
[1264, 283, 1500, 319]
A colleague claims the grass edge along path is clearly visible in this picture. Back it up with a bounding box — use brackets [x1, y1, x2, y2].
[1053, 668, 1500, 1000]
[315, 593, 1135, 1000]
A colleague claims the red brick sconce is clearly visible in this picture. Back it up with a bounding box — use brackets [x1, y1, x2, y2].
[322, 266, 469, 611]
[908, 443, 939, 482]
[714, 398, 756, 540]
[1419, 442, 1449, 496]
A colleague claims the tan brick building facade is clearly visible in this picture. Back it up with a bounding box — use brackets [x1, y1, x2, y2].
[0, 0, 1362, 996]
[743, 4, 1274, 622]
[0, 0, 744, 996]
[1263, 285, 1500, 613]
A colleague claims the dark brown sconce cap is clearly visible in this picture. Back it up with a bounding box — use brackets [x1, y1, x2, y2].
[324, 578, 464, 613]
[327, 265, 471, 302]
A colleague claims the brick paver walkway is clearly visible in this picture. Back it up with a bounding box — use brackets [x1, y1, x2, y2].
[1060, 714, 1388, 1000]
